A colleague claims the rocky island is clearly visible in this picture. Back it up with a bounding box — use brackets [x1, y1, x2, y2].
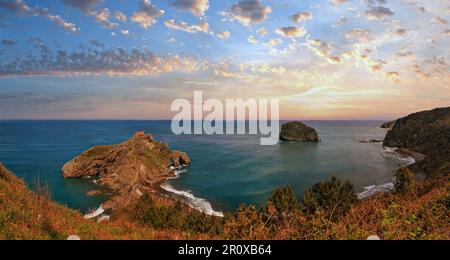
[62, 131, 190, 210]
[280, 122, 320, 142]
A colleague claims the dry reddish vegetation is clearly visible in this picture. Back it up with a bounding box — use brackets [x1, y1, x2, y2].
[1, 163, 449, 240]
[0, 164, 206, 240]
[332, 179, 449, 240]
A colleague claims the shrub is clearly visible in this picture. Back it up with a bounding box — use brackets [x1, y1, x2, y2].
[132, 194, 223, 235]
[395, 167, 416, 194]
[267, 186, 298, 216]
[223, 204, 267, 239]
[301, 176, 357, 221]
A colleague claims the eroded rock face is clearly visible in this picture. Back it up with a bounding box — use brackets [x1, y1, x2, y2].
[280, 122, 319, 142]
[62, 131, 190, 210]
[384, 107, 450, 176]
[380, 120, 396, 129]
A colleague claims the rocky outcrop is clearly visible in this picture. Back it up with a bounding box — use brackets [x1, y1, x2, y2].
[384, 107, 450, 177]
[280, 122, 319, 142]
[380, 120, 396, 129]
[62, 131, 190, 210]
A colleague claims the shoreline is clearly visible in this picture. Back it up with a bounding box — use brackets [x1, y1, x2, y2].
[358, 146, 422, 200]
[160, 166, 224, 217]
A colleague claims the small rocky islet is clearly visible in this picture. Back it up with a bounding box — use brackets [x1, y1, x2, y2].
[62, 131, 190, 210]
[279, 121, 320, 142]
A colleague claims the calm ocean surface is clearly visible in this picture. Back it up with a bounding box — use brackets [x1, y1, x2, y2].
[0, 120, 403, 213]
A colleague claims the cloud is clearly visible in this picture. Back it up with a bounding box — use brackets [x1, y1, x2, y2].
[0, 1, 79, 32]
[307, 38, 332, 58]
[91, 8, 118, 29]
[1, 39, 16, 46]
[334, 16, 347, 26]
[256, 27, 268, 36]
[267, 38, 282, 47]
[165, 19, 209, 33]
[248, 35, 258, 44]
[365, 6, 394, 20]
[60, 0, 102, 13]
[386, 71, 399, 84]
[121, 29, 130, 36]
[330, 0, 349, 6]
[228, 0, 271, 26]
[326, 56, 343, 64]
[0, 0, 31, 13]
[431, 16, 448, 25]
[367, 59, 385, 72]
[396, 50, 413, 58]
[0, 44, 202, 77]
[394, 28, 407, 36]
[61, 0, 126, 29]
[276, 26, 306, 38]
[114, 11, 127, 22]
[290, 12, 313, 23]
[216, 31, 231, 39]
[35, 7, 79, 32]
[345, 28, 373, 42]
[131, 0, 164, 28]
[168, 0, 209, 16]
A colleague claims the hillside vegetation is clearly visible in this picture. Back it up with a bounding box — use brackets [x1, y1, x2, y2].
[0, 164, 208, 240]
[1, 163, 448, 240]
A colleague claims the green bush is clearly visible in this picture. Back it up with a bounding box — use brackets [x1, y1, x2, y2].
[301, 176, 357, 221]
[132, 194, 223, 235]
[267, 186, 298, 215]
[395, 167, 416, 194]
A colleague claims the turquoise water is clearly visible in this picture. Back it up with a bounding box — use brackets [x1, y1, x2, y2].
[0, 120, 402, 213]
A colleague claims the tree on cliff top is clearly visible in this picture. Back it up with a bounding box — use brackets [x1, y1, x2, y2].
[301, 176, 357, 221]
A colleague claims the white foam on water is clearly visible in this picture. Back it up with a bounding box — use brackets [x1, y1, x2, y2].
[358, 183, 395, 200]
[160, 183, 224, 217]
[83, 206, 105, 219]
[174, 168, 187, 177]
[381, 146, 416, 166]
[360, 146, 417, 200]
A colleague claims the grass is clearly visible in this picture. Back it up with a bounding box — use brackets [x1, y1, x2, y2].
[0, 164, 198, 240]
[1, 163, 448, 240]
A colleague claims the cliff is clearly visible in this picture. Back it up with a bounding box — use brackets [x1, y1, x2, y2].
[384, 107, 450, 177]
[62, 131, 190, 210]
[380, 120, 396, 129]
[280, 122, 320, 142]
[0, 163, 218, 240]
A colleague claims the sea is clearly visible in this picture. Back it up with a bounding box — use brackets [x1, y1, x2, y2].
[0, 120, 413, 215]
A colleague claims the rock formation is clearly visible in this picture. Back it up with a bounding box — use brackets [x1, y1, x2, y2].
[380, 120, 396, 129]
[62, 131, 190, 210]
[384, 107, 450, 177]
[280, 122, 319, 142]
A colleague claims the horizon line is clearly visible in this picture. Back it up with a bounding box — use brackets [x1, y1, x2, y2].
[0, 118, 394, 122]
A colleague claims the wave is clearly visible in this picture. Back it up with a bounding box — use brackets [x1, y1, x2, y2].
[83, 206, 105, 219]
[160, 183, 224, 217]
[360, 147, 416, 199]
[358, 183, 395, 200]
[381, 146, 416, 166]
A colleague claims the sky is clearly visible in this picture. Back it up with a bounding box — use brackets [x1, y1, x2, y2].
[0, 0, 449, 120]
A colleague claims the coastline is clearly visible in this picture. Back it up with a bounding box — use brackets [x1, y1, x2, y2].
[357, 146, 420, 200]
[160, 167, 224, 217]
